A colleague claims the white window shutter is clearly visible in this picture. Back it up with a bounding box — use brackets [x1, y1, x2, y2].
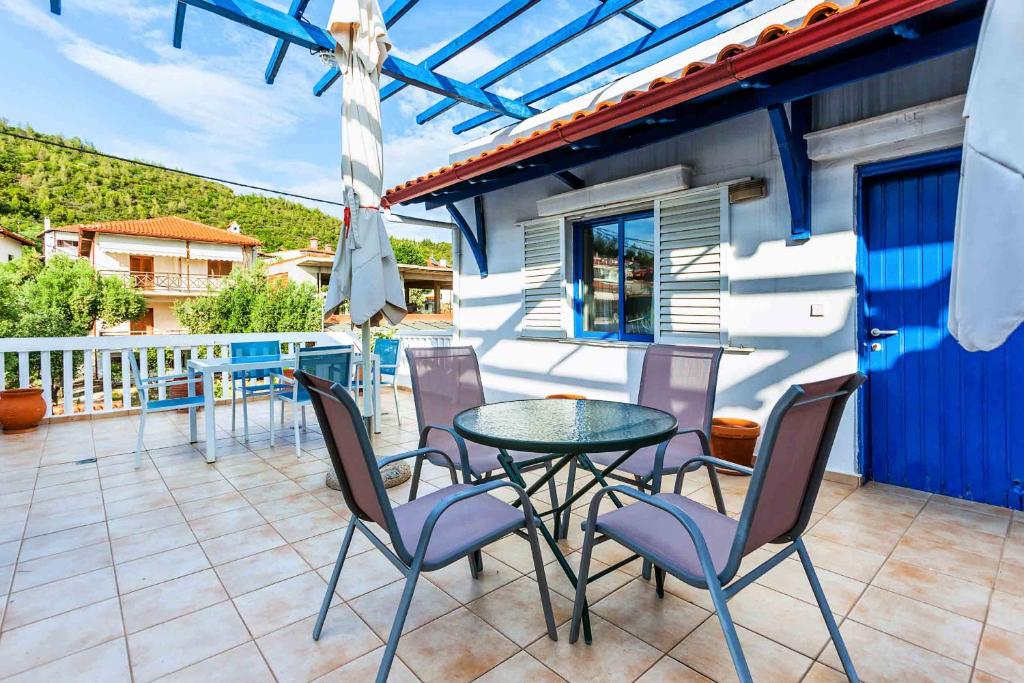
[655, 187, 728, 344]
[520, 217, 566, 338]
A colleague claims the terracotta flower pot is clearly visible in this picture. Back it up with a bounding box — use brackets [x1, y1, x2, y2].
[710, 417, 761, 475]
[0, 387, 47, 434]
[166, 377, 204, 401]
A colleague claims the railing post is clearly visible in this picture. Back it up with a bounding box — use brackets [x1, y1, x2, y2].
[40, 352, 52, 417]
[63, 350, 74, 416]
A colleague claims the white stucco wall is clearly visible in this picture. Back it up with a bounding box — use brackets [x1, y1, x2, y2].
[449, 51, 972, 477]
[0, 235, 28, 262]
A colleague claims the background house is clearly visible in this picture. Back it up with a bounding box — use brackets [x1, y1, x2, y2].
[43, 216, 260, 335]
[0, 226, 35, 261]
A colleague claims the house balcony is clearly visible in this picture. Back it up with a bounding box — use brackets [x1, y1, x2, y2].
[101, 270, 228, 295]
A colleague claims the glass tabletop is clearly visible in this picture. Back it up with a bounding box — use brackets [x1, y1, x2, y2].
[453, 399, 677, 454]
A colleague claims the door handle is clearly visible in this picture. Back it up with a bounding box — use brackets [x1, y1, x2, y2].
[870, 328, 899, 338]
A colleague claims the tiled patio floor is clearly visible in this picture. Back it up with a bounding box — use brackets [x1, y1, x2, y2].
[1, 394, 1022, 682]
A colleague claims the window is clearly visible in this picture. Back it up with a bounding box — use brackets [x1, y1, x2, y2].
[573, 211, 655, 341]
[207, 260, 233, 277]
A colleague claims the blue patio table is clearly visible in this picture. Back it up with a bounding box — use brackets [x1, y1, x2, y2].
[453, 398, 677, 643]
[187, 352, 380, 462]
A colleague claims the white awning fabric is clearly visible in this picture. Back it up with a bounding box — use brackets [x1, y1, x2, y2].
[189, 242, 245, 262]
[101, 234, 187, 259]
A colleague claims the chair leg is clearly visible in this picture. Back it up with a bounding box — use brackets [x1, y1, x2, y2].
[468, 549, 483, 579]
[543, 462, 560, 539]
[640, 475, 654, 580]
[301, 405, 307, 431]
[796, 539, 859, 682]
[313, 519, 356, 640]
[569, 511, 597, 644]
[706, 572, 753, 683]
[559, 459, 576, 541]
[269, 396, 276, 447]
[655, 566, 666, 597]
[524, 513, 558, 641]
[134, 411, 146, 470]
[377, 565, 421, 683]
[241, 382, 250, 444]
[294, 404, 302, 459]
[230, 380, 237, 431]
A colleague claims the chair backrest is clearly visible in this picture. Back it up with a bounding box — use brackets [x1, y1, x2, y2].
[733, 373, 866, 561]
[297, 371, 405, 552]
[293, 345, 353, 402]
[637, 345, 722, 448]
[126, 351, 149, 409]
[374, 338, 401, 377]
[230, 340, 280, 380]
[405, 346, 486, 432]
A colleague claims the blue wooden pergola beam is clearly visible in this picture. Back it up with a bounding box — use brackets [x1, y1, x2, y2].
[264, 0, 311, 84]
[50, 0, 60, 14]
[416, 0, 649, 125]
[597, 0, 656, 31]
[446, 203, 488, 277]
[377, 0, 543, 102]
[454, 0, 765, 134]
[173, 0, 537, 120]
[768, 98, 812, 241]
[383, 0, 422, 27]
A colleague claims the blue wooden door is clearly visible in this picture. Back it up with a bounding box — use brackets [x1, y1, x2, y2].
[861, 149, 1024, 509]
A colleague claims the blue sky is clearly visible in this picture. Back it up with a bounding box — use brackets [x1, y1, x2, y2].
[0, 0, 774, 241]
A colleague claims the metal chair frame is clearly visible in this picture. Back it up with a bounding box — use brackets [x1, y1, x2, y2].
[229, 340, 281, 443]
[269, 345, 352, 457]
[297, 371, 557, 683]
[569, 374, 866, 683]
[126, 352, 201, 469]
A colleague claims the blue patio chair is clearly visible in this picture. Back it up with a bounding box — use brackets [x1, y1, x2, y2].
[269, 345, 353, 457]
[372, 337, 402, 424]
[230, 340, 280, 443]
[127, 351, 202, 469]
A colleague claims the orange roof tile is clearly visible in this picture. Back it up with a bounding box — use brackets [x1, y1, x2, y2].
[0, 226, 37, 247]
[60, 216, 261, 247]
[384, 0, 955, 206]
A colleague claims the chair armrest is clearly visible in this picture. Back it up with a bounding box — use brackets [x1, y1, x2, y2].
[419, 424, 471, 479]
[411, 480, 536, 562]
[141, 375, 202, 389]
[679, 455, 753, 477]
[676, 427, 712, 454]
[378, 447, 456, 472]
[269, 371, 295, 384]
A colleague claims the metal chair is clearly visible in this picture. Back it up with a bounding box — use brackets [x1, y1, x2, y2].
[127, 352, 202, 469]
[569, 373, 866, 683]
[561, 345, 724, 543]
[229, 340, 280, 443]
[269, 345, 352, 457]
[374, 337, 402, 424]
[297, 370, 557, 683]
[404, 346, 561, 523]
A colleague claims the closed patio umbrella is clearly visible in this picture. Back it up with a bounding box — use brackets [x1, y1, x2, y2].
[325, 0, 407, 418]
[948, 0, 1024, 351]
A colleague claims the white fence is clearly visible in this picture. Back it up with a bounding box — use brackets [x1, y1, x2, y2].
[0, 329, 453, 420]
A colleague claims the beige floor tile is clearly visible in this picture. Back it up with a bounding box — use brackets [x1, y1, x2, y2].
[801, 662, 849, 682]
[2, 638, 131, 683]
[256, 606, 382, 683]
[233, 570, 328, 638]
[241, 480, 305, 505]
[907, 516, 1006, 558]
[468, 575, 574, 647]
[349, 575, 461, 638]
[110, 522, 197, 564]
[22, 503, 106, 538]
[809, 513, 904, 556]
[873, 558, 992, 620]
[473, 651, 565, 683]
[215, 544, 311, 597]
[200, 524, 287, 566]
[592, 578, 710, 652]
[156, 641, 275, 683]
[426, 551, 521, 603]
[986, 590, 1024, 636]
[120, 569, 228, 633]
[398, 608, 519, 683]
[890, 533, 999, 587]
[318, 547, 404, 600]
[754, 555, 866, 616]
[170, 479, 236, 505]
[975, 625, 1024, 682]
[107, 506, 186, 540]
[4, 566, 117, 630]
[529, 613, 661, 683]
[114, 543, 211, 594]
[179, 491, 250, 521]
[972, 669, 1013, 683]
[635, 656, 713, 682]
[253, 492, 327, 522]
[291, 527, 371, 567]
[922, 499, 1013, 532]
[0, 598, 124, 678]
[994, 559, 1024, 597]
[127, 601, 251, 682]
[188, 505, 265, 542]
[541, 550, 633, 603]
[271, 508, 346, 543]
[104, 490, 178, 520]
[16, 522, 107, 562]
[725, 583, 837, 658]
[11, 540, 111, 592]
[670, 617, 811, 683]
[819, 620, 971, 682]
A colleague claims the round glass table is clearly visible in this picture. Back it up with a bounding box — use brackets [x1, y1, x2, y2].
[454, 398, 677, 643]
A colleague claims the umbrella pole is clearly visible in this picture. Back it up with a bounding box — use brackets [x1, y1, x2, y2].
[362, 322, 373, 431]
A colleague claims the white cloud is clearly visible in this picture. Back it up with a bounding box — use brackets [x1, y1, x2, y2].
[72, 0, 168, 29]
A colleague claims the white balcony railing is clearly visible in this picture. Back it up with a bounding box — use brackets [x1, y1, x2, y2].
[100, 270, 227, 293]
[0, 329, 453, 420]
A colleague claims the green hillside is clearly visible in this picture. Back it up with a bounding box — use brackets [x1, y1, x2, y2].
[0, 122, 450, 262]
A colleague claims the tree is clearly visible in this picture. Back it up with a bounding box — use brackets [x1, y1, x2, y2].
[390, 237, 427, 266]
[174, 263, 322, 334]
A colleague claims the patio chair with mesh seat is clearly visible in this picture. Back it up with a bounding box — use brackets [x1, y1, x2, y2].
[405, 346, 562, 534]
[297, 370, 557, 683]
[569, 373, 866, 683]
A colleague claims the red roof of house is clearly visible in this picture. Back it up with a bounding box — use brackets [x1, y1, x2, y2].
[0, 226, 37, 247]
[384, 0, 956, 206]
[59, 216, 261, 247]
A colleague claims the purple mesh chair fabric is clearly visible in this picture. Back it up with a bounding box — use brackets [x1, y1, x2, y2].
[392, 484, 525, 565]
[595, 492, 737, 579]
[589, 345, 722, 479]
[741, 375, 851, 554]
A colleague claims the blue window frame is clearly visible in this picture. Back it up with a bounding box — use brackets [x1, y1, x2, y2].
[573, 211, 655, 342]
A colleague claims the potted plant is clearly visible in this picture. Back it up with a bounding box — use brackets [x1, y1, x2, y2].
[0, 382, 47, 433]
[710, 417, 761, 475]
